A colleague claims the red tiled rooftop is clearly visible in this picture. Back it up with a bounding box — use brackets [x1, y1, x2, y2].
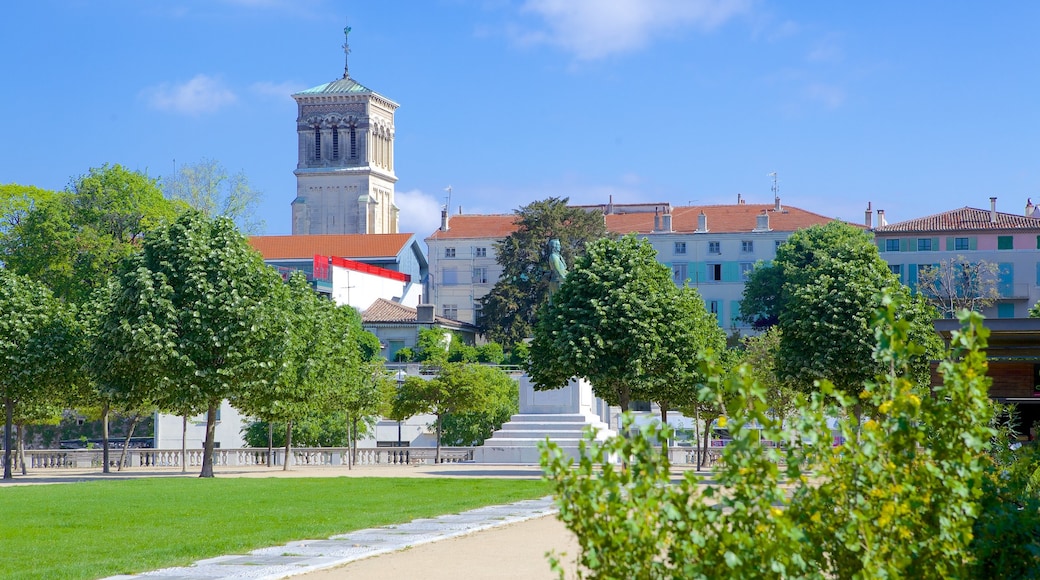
[873, 207, 1040, 233]
[249, 234, 414, 260]
[425, 204, 840, 240]
[362, 298, 473, 329]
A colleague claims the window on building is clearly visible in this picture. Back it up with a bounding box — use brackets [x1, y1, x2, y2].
[473, 267, 489, 284]
[708, 300, 720, 315]
[313, 127, 321, 160]
[630, 400, 651, 412]
[889, 264, 903, 278]
[445, 247, 456, 258]
[350, 126, 357, 158]
[473, 301, 483, 322]
[917, 238, 932, 251]
[331, 126, 339, 159]
[740, 262, 754, 281]
[708, 241, 721, 254]
[886, 239, 900, 252]
[442, 304, 458, 320]
[997, 303, 1015, 318]
[998, 236, 1014, 250]
[955, 237, 970, 251]
[708, 263, 722, 281]
[741, 240, 754, 253]
[672, 263, 688, 285]
[674, 242, 687, 255]
[475, 247, 487, 258]
[775, 240, 784, 250]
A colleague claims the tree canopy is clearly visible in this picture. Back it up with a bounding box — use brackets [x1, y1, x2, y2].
[479, 197, 609, 346]
[528, 234, 698, 412]
[915, 255, 1001, 318]
[2, 165, 180, 304]
[98, 211, 287, 477]
[390, 363, 517, 463]
[0, 269, 84, 479]
[740, 221, 941, 396]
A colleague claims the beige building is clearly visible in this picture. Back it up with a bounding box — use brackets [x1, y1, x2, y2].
[291, 27, 399, 235]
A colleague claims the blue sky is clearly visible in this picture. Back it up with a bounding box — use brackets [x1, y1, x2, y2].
[2, 1, 1037, 238]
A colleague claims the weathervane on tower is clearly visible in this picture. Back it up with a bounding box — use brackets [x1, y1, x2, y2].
[342, 25, 352, 79]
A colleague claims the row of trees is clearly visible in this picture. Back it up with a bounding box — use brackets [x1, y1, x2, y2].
[0, 163, 366, 479]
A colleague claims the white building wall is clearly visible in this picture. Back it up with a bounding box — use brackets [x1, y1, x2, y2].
[426, 238, 503, 324]
[154, 400, 247, 449]
[330, 263, 418, 311]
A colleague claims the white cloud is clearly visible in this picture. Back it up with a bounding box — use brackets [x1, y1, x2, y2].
[143, 74, 237, 115]
[396, 188, 444, 238]
[807, 34, 844, 63]
[518, 0, 750, 60]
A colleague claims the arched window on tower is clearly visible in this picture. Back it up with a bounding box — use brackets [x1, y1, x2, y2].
[313, 126, 321, 161]
[331, 126, 339, 160]
[350, 126, 357, 159]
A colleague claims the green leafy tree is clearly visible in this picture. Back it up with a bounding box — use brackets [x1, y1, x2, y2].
[0, 270, 84, 479]
[439, 371, 519, 446]
[414, 328, 451, 365]
[740, 221, 941, 398]
[241, 414, 352, 448]
[163, 158, 265, 234]
[2, 164, 180, 304]
[528, 235, 681, 412]
[391, 363, 517, 463]
[0, 183, 57, 239]
[99, 211, 287, 477]
[480, 197, 609, 346]
[229, 272, 334, 470]
[650, 285, 726, 431]
[738, 326, 797, 427]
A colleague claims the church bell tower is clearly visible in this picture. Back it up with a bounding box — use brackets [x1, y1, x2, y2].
[291, 27, 399, 235]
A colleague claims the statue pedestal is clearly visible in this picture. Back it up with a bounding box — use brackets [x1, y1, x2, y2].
[473, 375, 614, 464]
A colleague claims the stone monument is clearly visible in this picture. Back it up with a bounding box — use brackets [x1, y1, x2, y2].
[474, 239, 615, 463]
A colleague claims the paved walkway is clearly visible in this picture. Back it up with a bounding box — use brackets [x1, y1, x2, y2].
[104, 495, 559, 580]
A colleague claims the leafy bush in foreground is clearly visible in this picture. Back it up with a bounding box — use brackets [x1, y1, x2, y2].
[543, 300, 1012, 579]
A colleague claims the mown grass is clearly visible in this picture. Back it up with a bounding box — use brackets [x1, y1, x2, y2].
[0, 476, 550, 579]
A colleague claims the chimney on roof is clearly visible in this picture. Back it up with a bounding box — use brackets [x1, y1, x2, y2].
[737, 193, 743, 205]
[662, 207, 673, 232]
[990, 197, 997, 223]
[697, 211, 708, 233]
[877, 209, 887, 227]
[774, 196, 782, 212]
[440, 208, 450, 231]
[654, 207, 661, 232]
[416, 304, 435, 324]
[607, 195, 614, 215]
[865, 202, 873, 228]
[754, 210, 771, 232]
[1027, 198, 1035, 217]
[458, 206, 463, 215]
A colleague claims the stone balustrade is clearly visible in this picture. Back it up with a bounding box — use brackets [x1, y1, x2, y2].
[17, 446, 477, 472]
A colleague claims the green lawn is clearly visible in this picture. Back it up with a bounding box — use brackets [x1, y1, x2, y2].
[0, 476, 550, 580]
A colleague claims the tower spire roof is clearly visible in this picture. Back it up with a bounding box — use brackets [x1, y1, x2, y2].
[342, 25, 351, 79]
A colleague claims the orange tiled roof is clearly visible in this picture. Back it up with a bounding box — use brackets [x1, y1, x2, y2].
[249, 234, 414, 260]
[362, 298, 474, 329]
[873, 207, 1040, 233]
[425, 204, 840, 240]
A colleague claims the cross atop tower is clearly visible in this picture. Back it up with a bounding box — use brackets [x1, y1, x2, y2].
[342, 25, 352, 79]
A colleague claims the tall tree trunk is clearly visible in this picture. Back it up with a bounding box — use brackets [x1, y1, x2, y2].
[101, 401, 110, 474]
[117, 414, 141, 471]
[267, 422, 274, 468]
[435, 414, 442, 464]
[180, 414, 187, 474]
[346, 415, 352, 470]
[693, 405, 702, 470]
[701, 414, 712, 471]
[199, 403, 217, 478]
[4, 397, 14, 480]
[283, 420, 292, 472]
[16, 422, 26, 475]
[660, 403, 670, 454]
[351, 415, 359, 466]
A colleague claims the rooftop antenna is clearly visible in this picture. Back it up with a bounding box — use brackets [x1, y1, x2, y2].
[444, 186, 452, 212]
[769, 171, 779, 202]
[342, 23, 352, 79]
